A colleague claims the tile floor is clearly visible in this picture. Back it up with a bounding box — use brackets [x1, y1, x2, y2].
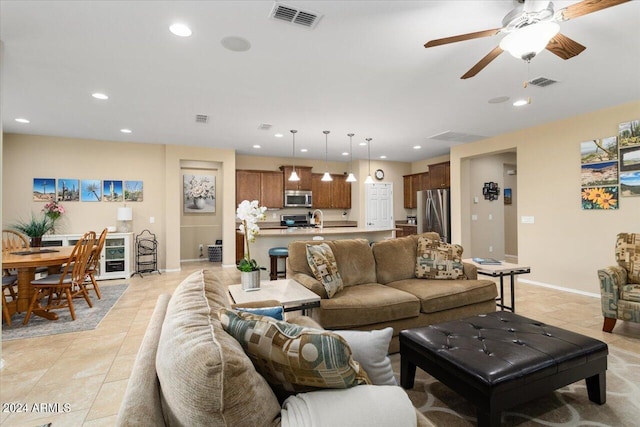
[1, 261, 639, 426]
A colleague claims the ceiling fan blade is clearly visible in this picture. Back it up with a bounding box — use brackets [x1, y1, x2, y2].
[560, 0, 630, 21]
[461, 46, 504, 79]
[546, 33, 587, 59]
[425, 28, 502, 48]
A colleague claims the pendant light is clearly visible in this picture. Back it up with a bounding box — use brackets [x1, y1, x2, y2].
[288, 130, 300, 181]
[321, 130, 333, 182]
[346, 133, 357, 182]
[364, 137, 374, 184]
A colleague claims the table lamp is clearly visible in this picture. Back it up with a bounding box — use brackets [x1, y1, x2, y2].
[117, 206, 133, 232]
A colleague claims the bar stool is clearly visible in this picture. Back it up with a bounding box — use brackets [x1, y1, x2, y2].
[268, 247, 288, 280]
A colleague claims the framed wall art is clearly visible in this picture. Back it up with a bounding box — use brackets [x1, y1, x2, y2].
[57, 179, 80, 201]
[103, 180, 124, 202]
[125, 180, 144, 202]
[33, 178, 56, 202]
[81, 179, 102, 202]
[183, 174, 215, 213]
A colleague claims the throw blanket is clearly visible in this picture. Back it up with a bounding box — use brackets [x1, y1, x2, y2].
[281, 385, 417, 427]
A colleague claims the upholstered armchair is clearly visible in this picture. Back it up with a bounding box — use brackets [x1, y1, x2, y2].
[598, 232, 640, 332]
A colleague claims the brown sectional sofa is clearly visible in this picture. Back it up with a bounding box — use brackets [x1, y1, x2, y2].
[288, 233, 498, 352]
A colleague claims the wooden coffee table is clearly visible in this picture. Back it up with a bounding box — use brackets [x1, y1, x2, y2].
[228, 279, 320, 314]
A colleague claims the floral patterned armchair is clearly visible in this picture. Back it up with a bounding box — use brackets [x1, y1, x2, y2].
[598, 233, 640, 332]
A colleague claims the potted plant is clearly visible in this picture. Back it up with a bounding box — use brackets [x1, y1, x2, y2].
[236, 200, 267, 290]
[42, 200, 65, 234]
[12, 213, 53, 247]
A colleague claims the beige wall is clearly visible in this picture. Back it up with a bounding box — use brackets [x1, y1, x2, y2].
[451, 100, 640, 295]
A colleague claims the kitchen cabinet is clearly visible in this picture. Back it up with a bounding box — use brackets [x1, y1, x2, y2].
[236, 170, 283, 208]
[42, 232, 133, 279]
[403, 172, 428, 209]
[281, 166, 312, 191]
[396, 225, 418, 238]
[311, 173, 351, 209]
[428, 162, 450, 188]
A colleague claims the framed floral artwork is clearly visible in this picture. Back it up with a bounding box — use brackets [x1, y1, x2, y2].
[183, 174, 215, 213]
[581, 186, 618, 210]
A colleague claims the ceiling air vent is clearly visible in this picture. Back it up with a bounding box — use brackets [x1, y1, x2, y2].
[528, 77, 558, 87]
[270, 3, 322, 29]
[428, 131, 486, 143]
[195, 114, 209, 124]
[258, 123, 272, 130]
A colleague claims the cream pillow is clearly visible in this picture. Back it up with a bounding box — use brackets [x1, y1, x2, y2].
[218, 308, 370, 396]
[333, 328, 397, 386]
[306, 243, 344, 298]
[415, 236, 464, 279]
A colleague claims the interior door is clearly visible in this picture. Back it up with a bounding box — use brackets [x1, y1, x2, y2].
[365, 183, 393, 229]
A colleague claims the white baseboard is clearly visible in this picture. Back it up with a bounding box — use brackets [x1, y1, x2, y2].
[518, 278, 600, 299]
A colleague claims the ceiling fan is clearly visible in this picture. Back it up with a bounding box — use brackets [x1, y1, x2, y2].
[424, 0, 630, 79]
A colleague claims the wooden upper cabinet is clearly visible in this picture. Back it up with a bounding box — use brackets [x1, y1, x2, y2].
[403, 172, 429, 208]
[312, 173, 351, 209]
[281, 166, 312, 191]
[428, 162, 450, 188]
[236, 169, 283, 209]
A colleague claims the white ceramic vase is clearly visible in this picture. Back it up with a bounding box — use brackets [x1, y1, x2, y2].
[241, 270, 260, 291]
[193, 197, 206, 209]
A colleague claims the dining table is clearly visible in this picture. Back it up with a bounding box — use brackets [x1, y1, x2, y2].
[2, 246, 75, 321]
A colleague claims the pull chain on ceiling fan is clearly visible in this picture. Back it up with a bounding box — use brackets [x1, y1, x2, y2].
[423, 0, 631, 79]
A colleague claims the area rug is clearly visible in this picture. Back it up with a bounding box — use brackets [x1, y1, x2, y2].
[2, 284, 128, 341]
[395, 346, 640, 426]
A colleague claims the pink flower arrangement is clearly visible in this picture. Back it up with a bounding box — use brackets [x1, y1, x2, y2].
[42, 201, 65, 221]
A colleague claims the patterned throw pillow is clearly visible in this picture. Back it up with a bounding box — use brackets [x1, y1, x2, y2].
[615, 233, 640, 284]
[236, 305, 284, 321]
[415, 236, 464, 279]
[218, 308, 370, 395]
[306, 243, 344, 298]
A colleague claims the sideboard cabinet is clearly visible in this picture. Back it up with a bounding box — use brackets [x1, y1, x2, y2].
[42, 232, 133, 280]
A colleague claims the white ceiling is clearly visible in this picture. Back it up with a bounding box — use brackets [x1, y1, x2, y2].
[2, 0, 639, 163]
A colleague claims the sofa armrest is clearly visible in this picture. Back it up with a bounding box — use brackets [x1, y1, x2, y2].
[291, 272, 328, 299]
[462, 262, 478, 279]
[116, 294, 171, 427]
[281, 385, 418, 427]
[598, 265, 628, 318]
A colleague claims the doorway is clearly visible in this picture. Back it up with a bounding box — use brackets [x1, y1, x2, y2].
[365, 183, 394, 229]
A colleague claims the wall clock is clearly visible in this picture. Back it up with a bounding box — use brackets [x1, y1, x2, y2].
[375, 169, 384, 180]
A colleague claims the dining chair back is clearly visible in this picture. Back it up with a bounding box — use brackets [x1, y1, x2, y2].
[2, 275, 18, 326]
[84, 228, 108, 299]
[23, 231, 96, 325]
[2, 229, 30, 252]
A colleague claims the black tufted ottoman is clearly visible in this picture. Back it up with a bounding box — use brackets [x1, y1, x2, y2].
[400, 312, 608, 427]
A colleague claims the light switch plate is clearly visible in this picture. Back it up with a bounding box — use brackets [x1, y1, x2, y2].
[521, 216, 535, 224]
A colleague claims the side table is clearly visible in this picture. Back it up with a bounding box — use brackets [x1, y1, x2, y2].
[463, 259, 531, 312]
[228, 279, 321, 314]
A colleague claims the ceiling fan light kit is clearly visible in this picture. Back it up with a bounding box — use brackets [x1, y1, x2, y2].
[499, 21, 560, 60]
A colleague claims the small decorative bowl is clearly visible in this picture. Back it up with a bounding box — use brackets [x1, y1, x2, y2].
[285, 219, 295, 226]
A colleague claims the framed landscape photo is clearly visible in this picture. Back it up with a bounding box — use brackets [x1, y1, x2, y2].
[33, 178, 56, 202]
[57, 178, 80, 201]
[580, 160, 618, 186]
[103, 180, 124, 202]
[620, 171, 640, 197]
[620, 145, 640, 172]
[580, 137, 618, 164]
[125, 180, 144, 202]
[618, 120, 640, 148]
[81, 179, 102, 202]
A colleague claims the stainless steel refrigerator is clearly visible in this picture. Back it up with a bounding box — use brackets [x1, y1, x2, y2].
[417, 189, 451, 243]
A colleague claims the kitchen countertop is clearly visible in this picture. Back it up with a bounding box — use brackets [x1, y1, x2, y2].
[237, 220, 357, 230]
[257, 226, 396, 236]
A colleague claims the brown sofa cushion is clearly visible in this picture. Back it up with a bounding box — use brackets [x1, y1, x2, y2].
[290, 239, 377, 287]
[373, 233, 441, 284]
[386, 278, 497, 314]
[156, 270, 281, 427]
[313, 283, 420, 329]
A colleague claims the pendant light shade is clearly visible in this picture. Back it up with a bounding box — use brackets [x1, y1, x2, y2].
[288, 130, 300, 181]
[364, 137, 374, 184]
[321, 130, 333, 182]
[346, 133, 357, 182]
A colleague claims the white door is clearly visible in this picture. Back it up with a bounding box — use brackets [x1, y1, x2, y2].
[365, 183, 393, 229]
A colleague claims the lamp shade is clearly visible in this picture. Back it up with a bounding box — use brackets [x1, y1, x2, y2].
[346, 173, 357, 182]
[499, 22, 559, 59]
[288, 170, 300, 181]
[117, 207, 133, 221]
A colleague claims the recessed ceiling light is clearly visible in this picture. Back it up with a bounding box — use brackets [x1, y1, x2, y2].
[15, 118, 30, 123]
[170, 23, 192, 37]
[380, 155, 387, 159]
[413, 145, 421, 149]
[274, 133, 283, 138]
[359, 142, 367, 146]
[120, 128, 132, 134]
[342, 152, 349, 156]
[253, 145, 261, 149]
[513, 99, 529, 107]
[92, 93, 109, 100]
[221, 36, 251, 52]
[300, 148, 308, 153]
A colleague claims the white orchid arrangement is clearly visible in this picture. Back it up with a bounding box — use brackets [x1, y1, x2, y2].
[185, 176, 215, 199]
[236, 200, 267, 272]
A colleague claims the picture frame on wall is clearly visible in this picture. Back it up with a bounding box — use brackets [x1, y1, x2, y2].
[81, 179, 102, 202]
[183, 174, 215, 213]
[580, 160, 618, 187]
[618, 120, 640, 148]
[581, 186, 618, 210]
[580, 137, 618, 164]
[57, 179, 80, 201]
[103, 180, 124, 202]
[33, 178, 56, 202]
[124, 180, 144, 202]
[504, 188, 512, 205]
[619, 146, 640, 172]
[620, 172, 640, 197]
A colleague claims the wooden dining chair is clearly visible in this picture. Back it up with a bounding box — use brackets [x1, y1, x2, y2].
[84, 228, 108, 299]
[2, 274, 18, 326]
[2, 229, 30, 253]
[23, 231, 96, 325]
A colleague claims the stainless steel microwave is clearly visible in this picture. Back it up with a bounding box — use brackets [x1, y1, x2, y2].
[284, 190, 313, 207]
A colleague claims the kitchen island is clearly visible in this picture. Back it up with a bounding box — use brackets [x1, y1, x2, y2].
[238, 226, 397, 273]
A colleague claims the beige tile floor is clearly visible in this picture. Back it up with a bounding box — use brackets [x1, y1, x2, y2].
[1, 261, 639, 426]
